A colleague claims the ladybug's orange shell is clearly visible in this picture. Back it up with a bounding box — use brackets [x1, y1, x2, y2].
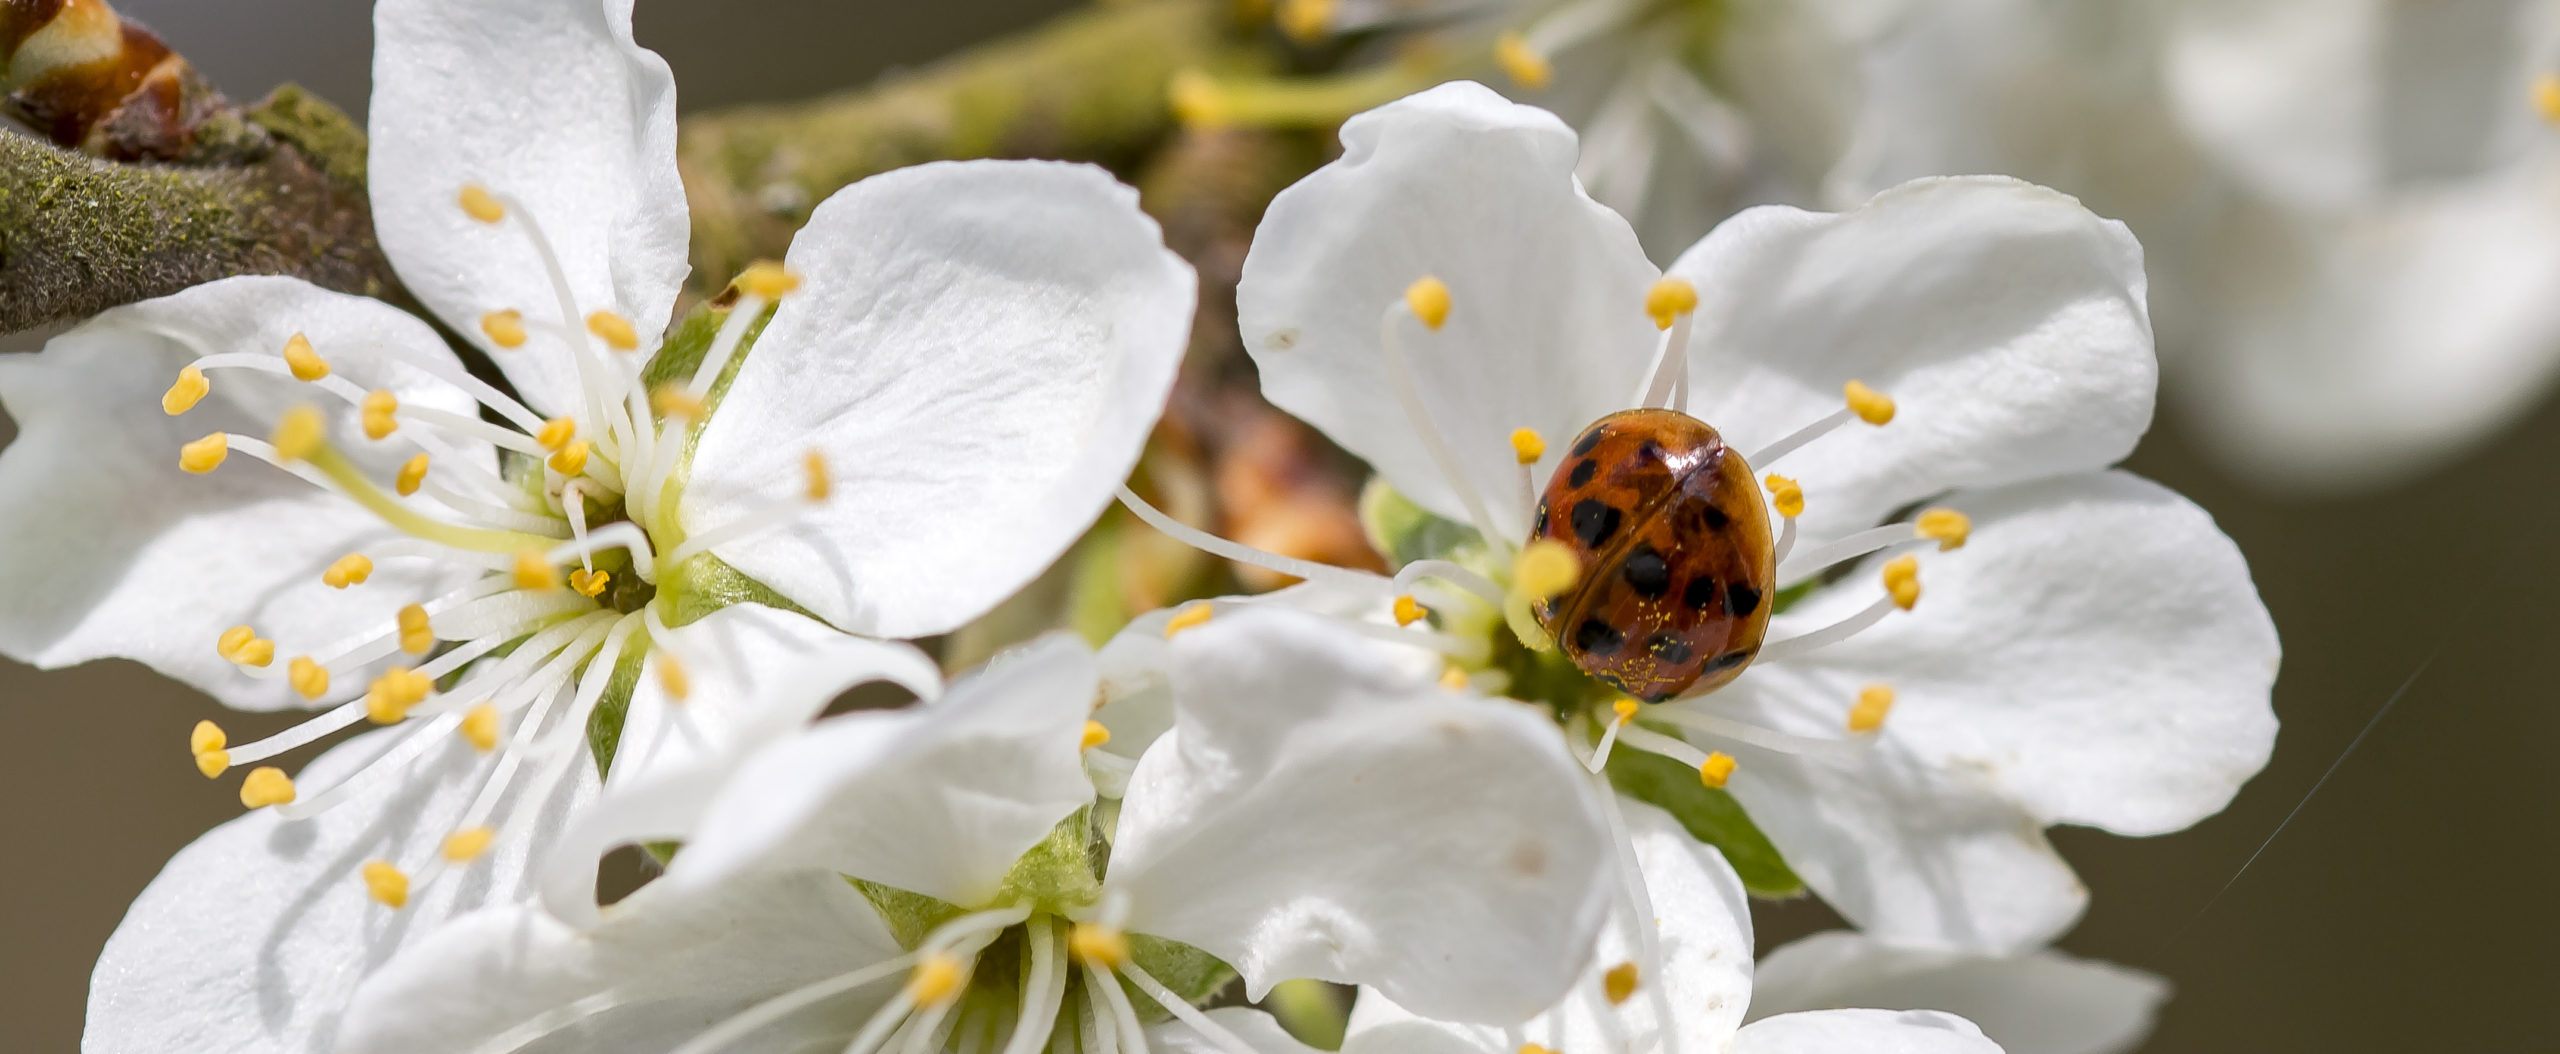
[1529, 409, 1776, 702]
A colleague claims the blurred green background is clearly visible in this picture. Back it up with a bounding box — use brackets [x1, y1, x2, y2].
[2, 1, 2554, 1051]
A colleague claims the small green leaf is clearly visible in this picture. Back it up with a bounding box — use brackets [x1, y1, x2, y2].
[1605, 746, 1803, 898]
[582, 643, 650, 780]
[1357, 477, 1482, 567]
[851, 879, 970, 951]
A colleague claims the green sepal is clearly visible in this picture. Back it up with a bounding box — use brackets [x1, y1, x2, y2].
[583, 642, 650, 780]
[995, 812, 1105, 917]
[1357, 477, 1484, 568]
[657, 553, 814, 629]
[851, 878, 971, 951]
[641, 297, 773, 401]
[1123, 932, 1235, 1020]
[1605, 744, 1804, 898]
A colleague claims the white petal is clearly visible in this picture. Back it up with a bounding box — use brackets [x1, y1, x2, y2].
[1107, 608, 1611, 1025]
[539, 604, 941, 923]
[1237, 81, 1661, 541]
[2160, 0, 2554, 211]
[2173, 163, 2560, 488]
[1094, 578, 1410, 762]
[682, 160, 1193, 638]
[1733, 1009, 2005, 1054]
[1148, 1007, 1328, 1054]
[0, 277, 491, 710]
[660, 634, 1099, 908]
[1670, 176, 2155, 548]
[343, 867, 900, 1054]
[370, 0, 689, 413]
[85, 724, 585, 1054]
[1341, 800, 1753, 1054]
[1751, 932, 2168, 1054]
[1747, 470, 2279, 835]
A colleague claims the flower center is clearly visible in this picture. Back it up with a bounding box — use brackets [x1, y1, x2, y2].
[160, 184, 827, 909]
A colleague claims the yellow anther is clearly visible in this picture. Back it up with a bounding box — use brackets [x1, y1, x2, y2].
[216, 625, 275, 668]
[2536, 74, 2560, 125]
[481, 309, 528, 349]
[907, 952, 966, 1005]
[1764, 473, 1803, 519]
[1849, 683, 1895, 734]
[323, 552, 374, 589]
[1439, 663, 1471, 691]
[804, 450, 831, 502]
[397, 603, 435, 655]
[1510, 428, 1545, 464]
[535, 417, 577, 451]
[1393, 594, 1427, 627]
[734, 260, 801, 299]
[514, 551, 561, 591]
[460, 703, 501, 752]
[365, 667, 432, 724]
[1914, 508, 1969, 551]
[1611, 698, 1639, 723]
[239, 766, 296, 809]
[162, 365, 209, 415]
[1495, 31, 1554, 91]
[442, 826, 496, 864]
[178, 432, 229, 474]
[656, 652, 692, 702]
[361, 860, 410, 909]
[1697, 751, 1737, 789]
[190, 720, 226, 756]
[1520, 1046, 1560, 1054]
[396, 454, 431, 497]
[271, 405, 325, 462]
[1069, 923, 1130, 967]
[586, 310, 640, 352]
[361, 389, 400, 440]
[1277, 0, 1334, 43]
[1645, 277, 1699, 330]
[194, 748, 231, 779]
[569, 568, 610, 598]
[1513, 539, 1581, 602]
[282, 333, 329, 381]
[1602, 960, 1641, 1005]
[547, 439, 590, 476]
[1164, 602, 1215, 639]
[458, 184, 506, 223]
[1844, 379, 1895, 425]
[650, 385, 703, 420]
[1882, 554, 1920, 611]
[289, 656, 330, 700]
[1081, 720, 1112, 752]
[1168, 69, 1229, 128]
[1404, 276, 1452, 331]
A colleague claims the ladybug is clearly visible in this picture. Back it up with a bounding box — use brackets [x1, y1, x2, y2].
[1528, 409, 1776, 702]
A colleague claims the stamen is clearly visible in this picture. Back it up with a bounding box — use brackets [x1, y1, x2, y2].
[1163, 602, 1215, 639]
[568, 569, 610, 597]
[1757, 560, 1915, 663]
[905, 952, 966, 1007]
[1080, 720, 1111, 752]
[1495, 31, 1553, 90]
[323, 553, 373, 589]
[1377, 288, 1500, 546]
[1522, 1046, 1559, 1054]
[361, 389, 400, 440]
[1764, 473, 1802, 519]
[1277, 0, 1334, 43]
[515, 551, 561, 591]
[1068, 923, 1129, 967]
[194, 748, 230, 779]
[733, 260, 800, 299]
[585, 311, 640, 352]
[1121, 958, 1267, 1054]
[1512, 427, 1545, 514]
[239, 766, 295, 808]
[1636, 705, 1868, 758]
[397, 604, 436, 655]
[460, 702, 500, 751]
[178, 433, 227, 474]
[480, 310, 528, 349]
[1602, 961, 1640, 1005]
[190, 721, 230, 777]
[1392, 594, 1427, 626]
[283, 333, 329, 381]
[162, 366, 208, 414]
[389, 454, 429, 497]
[362, 860, 410, 909]
[1915, 508, 1970, 550]
[1883, 554, 1920, 610]
[365, 667, 433, 724]
[1440, 664, 1470, 691]
[1844, 379, 1895, 424]
[2536, 74, 2560, 125]
[547, 439, 590, 476]
[1779, 518, 1950, 585]
[649, 384, 702, 419]
[288, 656, 330, 700]
[443, 826, 495, 863]
[1697, 751, 1736, 789]
[216, 624, 275, 668]
[1503, 539, 1580, 651]
[804, 450, 831, 502]
[1644, 277, 1697, 331]
[1403, 276, 1452, 330]
[458, 184, 505, 223]
[535, 417, 576, 451]
[1584, 697, 1640, 773]
[270, 405, 324, 462]
[1392, 558, 1506, 607]
[1848, 683, 1894, 734]
[655, 651, 691, 702]
[1084, 956, 1151, 1054]
[1114, 484, 1384, 591]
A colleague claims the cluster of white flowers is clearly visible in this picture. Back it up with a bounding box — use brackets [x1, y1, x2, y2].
[1, 1, 2292, 1053]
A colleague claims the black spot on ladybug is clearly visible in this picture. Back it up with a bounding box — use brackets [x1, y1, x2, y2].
[1705, 650, 1752, 672]
[1647, 633, 1694, 664]
[1574, 618, 1625, 655]
[1568, 458, 1597, 488]
[1681, 575, 1719, 610]
[1725, 584, 1763, 617]
[1570, 499, 1621, 548]
[1699, 504, 1731, 530]
[1637, 440, 1663, 463]
[1532, 502, 1548, 536]
[1572, 427, 1606, 458]
[1597, 673, 1629, 693]
[1620, 545, 1670, 598]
